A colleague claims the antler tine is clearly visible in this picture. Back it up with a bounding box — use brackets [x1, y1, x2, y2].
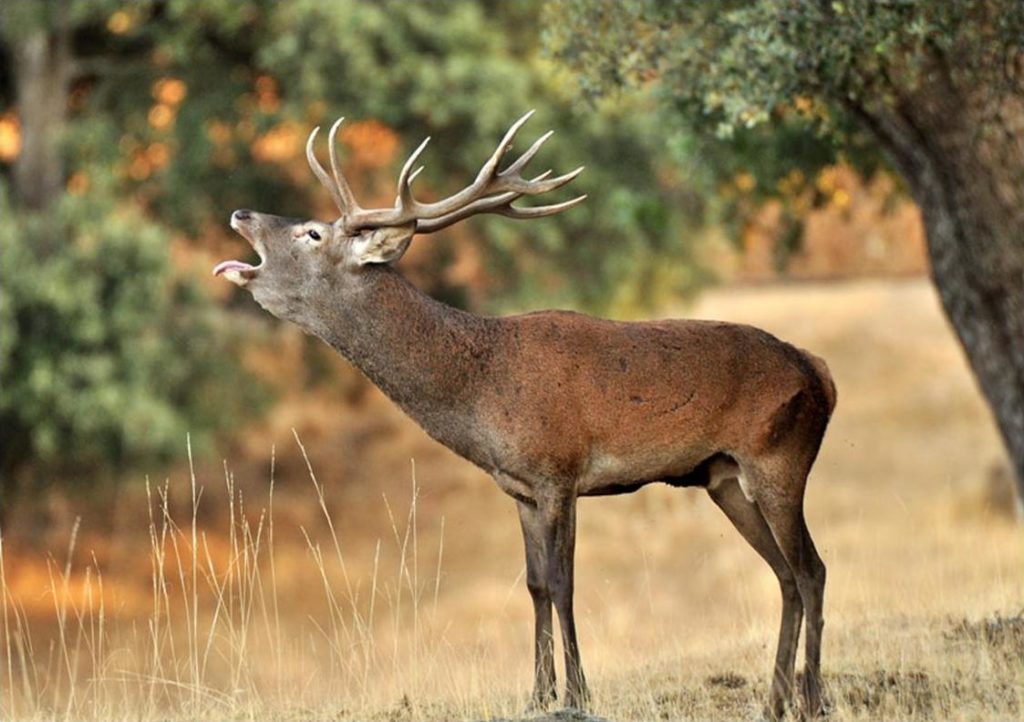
[501, 166, 585, 195]
[496, 194, 588, 220]
[501, 130, 553, 178]
[327, 118, 360, 213]
[396, 136, 431, 207]
[306, 126, 347, 213]
[474, 109, 535, 183]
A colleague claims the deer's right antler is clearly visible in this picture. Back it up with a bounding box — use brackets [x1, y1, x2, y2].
[305, 111, 587, 236]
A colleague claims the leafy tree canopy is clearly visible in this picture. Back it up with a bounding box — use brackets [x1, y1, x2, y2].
[545, 0, 1024, 230]
[0, 188, 265, 493]
[546, 1, 1024, 133]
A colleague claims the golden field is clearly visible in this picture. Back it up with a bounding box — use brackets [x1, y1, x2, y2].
[2, 277, 1022, 721]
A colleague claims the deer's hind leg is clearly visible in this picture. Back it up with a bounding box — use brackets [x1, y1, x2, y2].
[707, 459, 803, 722]
[749, 460, 827, 720]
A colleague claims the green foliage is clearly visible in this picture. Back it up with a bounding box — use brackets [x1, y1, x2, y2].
[50, 0, 702, 313]
[547, 1, 1024, 134]
[545, 0, 1024, 238]
[0, 187, 264, 485]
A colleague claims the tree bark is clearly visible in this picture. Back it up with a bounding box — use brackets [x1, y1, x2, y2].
[10, 9, 72, 212]
[848, 59, 1024, 514]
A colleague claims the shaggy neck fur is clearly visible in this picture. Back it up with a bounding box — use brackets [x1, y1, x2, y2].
[301, 265, 500, 447]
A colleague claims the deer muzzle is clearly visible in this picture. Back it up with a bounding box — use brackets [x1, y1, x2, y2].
[213, 209, 265, 282]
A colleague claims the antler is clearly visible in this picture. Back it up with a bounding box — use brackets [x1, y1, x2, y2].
[305, 111, 586, 236]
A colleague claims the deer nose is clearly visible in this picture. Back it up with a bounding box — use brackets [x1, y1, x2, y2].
[232, 209, 253, 222]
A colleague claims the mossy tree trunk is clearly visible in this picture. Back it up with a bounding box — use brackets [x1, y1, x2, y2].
[849, 50, 1024, 513]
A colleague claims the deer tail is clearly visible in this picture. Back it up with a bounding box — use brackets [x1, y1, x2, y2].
[804, 351, 837, 417]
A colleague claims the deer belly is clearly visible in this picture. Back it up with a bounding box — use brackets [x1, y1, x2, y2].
[577, 446, 719, 496]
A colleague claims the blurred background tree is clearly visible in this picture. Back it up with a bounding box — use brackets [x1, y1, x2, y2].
[0, 191, 261, 512]
[0, 1, 268, 516]
[0, 0, 698, 514]
[547, 0, 1024, 511]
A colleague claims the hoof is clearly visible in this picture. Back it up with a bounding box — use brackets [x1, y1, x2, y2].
[759, 702, 789, 722]
[562, 695, 591, 714]
[561, 696, 593, 716]
[523, 691, 557, 716]
[797, 700, 832, 721]
[562, 683, 591, 713]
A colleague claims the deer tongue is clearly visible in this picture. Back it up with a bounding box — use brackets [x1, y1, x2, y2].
[213, 259, 257, 277]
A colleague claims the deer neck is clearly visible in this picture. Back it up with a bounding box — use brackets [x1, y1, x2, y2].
[308, 265, 497, 429]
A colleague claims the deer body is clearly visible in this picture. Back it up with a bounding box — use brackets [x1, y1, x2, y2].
[216, 114, 835, 720]
[298, 263, 831, 498]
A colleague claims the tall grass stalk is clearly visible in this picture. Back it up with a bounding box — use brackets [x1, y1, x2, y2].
[0, 434, 463, 721]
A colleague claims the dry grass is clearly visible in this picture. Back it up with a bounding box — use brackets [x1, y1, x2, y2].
[2, 278, 1022, 721]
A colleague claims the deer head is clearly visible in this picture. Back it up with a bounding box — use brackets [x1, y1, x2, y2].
[213, 111, 585, 323]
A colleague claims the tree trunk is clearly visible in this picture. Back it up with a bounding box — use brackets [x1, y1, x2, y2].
[849, 61, 1024, 515]
[10, 11, 72, 212]
[924, 170, 1024, 517]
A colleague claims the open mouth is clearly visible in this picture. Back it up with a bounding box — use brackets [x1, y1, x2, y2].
[213, 214, 265, 281]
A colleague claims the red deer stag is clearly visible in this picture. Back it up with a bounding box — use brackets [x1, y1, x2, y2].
[214, 112, 836, 720]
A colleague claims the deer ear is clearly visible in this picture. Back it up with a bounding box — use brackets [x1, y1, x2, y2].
[350, 226, 414, 265]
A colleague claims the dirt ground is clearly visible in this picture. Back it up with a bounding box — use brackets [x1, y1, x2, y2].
[2, 277, 1022, 721]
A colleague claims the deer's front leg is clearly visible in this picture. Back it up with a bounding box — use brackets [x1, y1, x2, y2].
[542, 493, 589, 710]
[516, 499, 557, 710]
